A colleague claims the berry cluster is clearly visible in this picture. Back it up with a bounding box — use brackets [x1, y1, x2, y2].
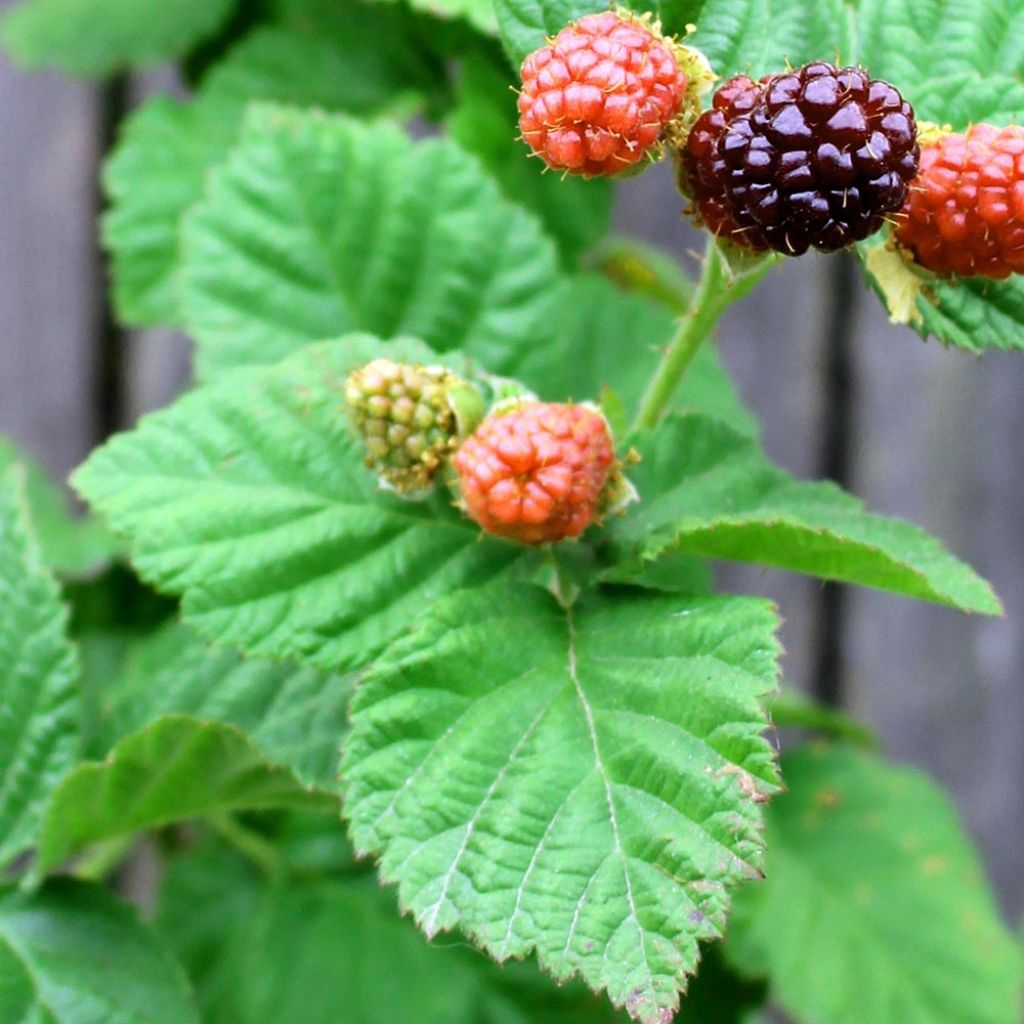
[347, 359, 619, 546]
[517, 11, 688, 177]
[895, 124, 1024, 279]
[348, 17, 1024, 549]
[681, 63, 919, 256]
[514, 10, 1024, 284]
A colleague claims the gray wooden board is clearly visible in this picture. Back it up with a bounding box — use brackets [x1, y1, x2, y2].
[847, 291, 1024, 920]
[0, 54, 101, 481]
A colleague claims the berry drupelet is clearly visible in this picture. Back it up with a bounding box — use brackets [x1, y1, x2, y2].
[895, 123, 1024, 279]
[517, 11, 688, 178]
[454, 402, 615, 545]
[681, 62, 920, 255]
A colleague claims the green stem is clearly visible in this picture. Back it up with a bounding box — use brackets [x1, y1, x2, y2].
[206, 812, 282, 878]
[631, 241, 774, 434]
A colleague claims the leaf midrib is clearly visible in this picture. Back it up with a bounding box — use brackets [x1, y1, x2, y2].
[563, 603, 649, 980]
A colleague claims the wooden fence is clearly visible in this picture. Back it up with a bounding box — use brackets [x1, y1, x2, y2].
[1, 51, 1021, 921]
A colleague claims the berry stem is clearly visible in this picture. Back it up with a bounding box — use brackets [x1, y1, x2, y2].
[631, 241, 772, 432]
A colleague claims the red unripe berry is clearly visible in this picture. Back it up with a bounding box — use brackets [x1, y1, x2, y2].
[454, 402, 615, 545]
[895, 123, 1024, 279]
[517, 11, 687, 178]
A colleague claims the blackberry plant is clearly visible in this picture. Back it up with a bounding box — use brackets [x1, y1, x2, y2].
[0, 1, 1022, 1023]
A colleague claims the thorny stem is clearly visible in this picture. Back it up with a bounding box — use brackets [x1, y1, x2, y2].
[631, 239, 775, 433]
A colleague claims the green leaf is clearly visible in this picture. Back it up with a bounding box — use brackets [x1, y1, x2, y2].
[904, 71, 1024, 129]
[103, 622, 355, 793]
[494, 0, 706, 66]
[206, 10, 447, 116]
[605, 413, 1000, 614]
[33, 715, 328, 877]
[592, 238, 696, 313]
[105, 2, 448, 328]
[181, 105, 562, 381]
[0, 880, 198, 1024]
[516, 273, 758, 434]
[495, 0, 854, 75]
[725, 744, 1024, 1024]
[343, 580, 780, 1024]
[448, 43, 613, 266]
[688, 0, 855, 80]
[918, 277, 1024, 354]
[103, 96, 241, 329]
[856, 0, 1024, 85]
[158, 834, 627, 1024]
[0, 467, 80, 869]
[0, 0, 234, 75]
[0, 437, 116, 577]
[73, 336, 534, 672]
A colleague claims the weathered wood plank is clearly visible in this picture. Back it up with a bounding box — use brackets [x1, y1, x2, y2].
[0, 56, 102, 481]
[846, 293, 1024, 919]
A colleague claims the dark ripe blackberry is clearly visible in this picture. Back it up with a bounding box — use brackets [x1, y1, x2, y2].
[680, 62, 920, 255]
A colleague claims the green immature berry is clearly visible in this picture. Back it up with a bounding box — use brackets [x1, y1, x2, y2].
[345, 358, 483, 495]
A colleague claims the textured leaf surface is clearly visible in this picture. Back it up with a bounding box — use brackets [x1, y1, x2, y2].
[104, 96, 240, 328]
[690, 0, 854, 79]
[917, 277, 1024, 353]
[905, 71, 1024, 129]
[158, 836, 626, 1024]
[344, 581, 780, 1023]
[857, 0, 1024, 85]
[0, 468, 80, 869]
[449, 44, 612, 266]
[0, 438, 115, 577]
[604, 414, 1000, 613]
[494, 0, 709, 65]
[103, 623, 355, 793]
[516, 273, 757, 434]
[182, 106, 561, 380]
[73, 337, 532, 671]
[726, 744, 1024, 1024]
[34, 715, 327, 876]
[1, 0, 233, 75]
[493, 0, 850, 75]
[104, 2, 446, 327]
[0, 880, 198, 1024]
[209, 4, 447, 116]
